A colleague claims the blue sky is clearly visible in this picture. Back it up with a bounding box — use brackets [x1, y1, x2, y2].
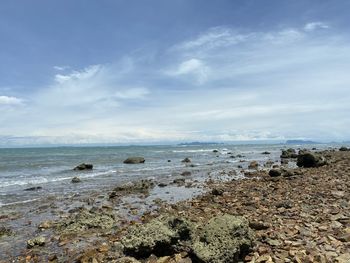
[1, 0, 350, 145]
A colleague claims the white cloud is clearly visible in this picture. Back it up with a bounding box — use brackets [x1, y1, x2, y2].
[304, 22, 330, 32]
[53, 65, 70, 71]
[1, 23, 350, 145]
[0, 96, 23, 105]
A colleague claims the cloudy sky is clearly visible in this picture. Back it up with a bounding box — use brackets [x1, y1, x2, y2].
[1, 0, 350, 145]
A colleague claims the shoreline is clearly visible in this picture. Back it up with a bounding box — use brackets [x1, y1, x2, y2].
[0, 148, 349, 262]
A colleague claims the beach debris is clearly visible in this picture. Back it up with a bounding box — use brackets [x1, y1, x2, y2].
[123, 157, 145, 164]
[24, 186, 42, 191]
[27, 236, 45, 248]
[181, 158, 191, 163]
[71, 176, 82, 183]
[296, 151, 327, 168]
[280, 148, 297, 158]
[73, 163, 93, 171]
[248, 161, 259, 169]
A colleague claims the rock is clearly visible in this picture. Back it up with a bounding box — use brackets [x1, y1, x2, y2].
[38, 221, 52, 230]
[24, 186, 42, 191]
[191, 214, 255, 263]
[213, 150, 219, 153]
[123, 157, 145, 164]
[339, 146, 349, 151]
[280, 148, 297, 158]
[248, 161, 259, 169]
[335, 253, 350, 263]
[261, 151, 271, 155]
[158, 183, 168, 187]
[212, 188, 224, 196]
[268, 169, 282, 177]
[173, 178, 186, 185]
[71, 177, 81, 183]
[249, 221, 269, 230]
[296, 152, 327, 168]
[55, 207, 115, 234]
[73, 163, 93, 171]
[181, 171, 192, 176]
[27, 236, 45, 248]
[113, 180, 154, 193]
[122, 216, 194, 258]
[264, 161, 274, 168]
[181, 158, 191, 163]
[0, 226, 12, 237]
[117, 257, 141, 263]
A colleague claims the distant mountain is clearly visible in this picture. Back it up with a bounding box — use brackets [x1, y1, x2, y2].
[285, 140, 321, 144]
[177, 142, 223, 146]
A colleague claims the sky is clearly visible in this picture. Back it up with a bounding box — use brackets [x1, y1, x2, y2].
[1, 0, 350, 145]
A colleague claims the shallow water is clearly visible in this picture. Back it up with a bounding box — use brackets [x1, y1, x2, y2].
[0, 143, 336, 207]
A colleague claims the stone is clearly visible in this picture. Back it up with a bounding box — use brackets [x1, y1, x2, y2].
[0, 226, 12, 237]
[248, 161, 259, 169]
[71, 177, 81, 183]
[181, 171, 192, 176]
[27, 236, 46, 248]
[191, 214, 255, 263]
[24, 186, 42, 191]
[269, 169, 282, 177]
[296, 152, 327, 168]
[123, 157, 145, 164]
[261, 151, 271, 155]
[339, 146, 349, 151]
[113, 180, 154, 192]
[181, 158, 191, 163]
[73, 163, 93, 171]
[280, 148, 297, 158]
[212, 188, 224, 196]
[122, 216, 194, 258]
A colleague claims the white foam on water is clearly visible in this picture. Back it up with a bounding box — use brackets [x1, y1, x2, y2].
[172, 149, 214, 153]
[0, 198, 39, 207]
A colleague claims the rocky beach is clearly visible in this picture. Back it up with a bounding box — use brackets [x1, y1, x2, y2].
[0, 146, 350, 263]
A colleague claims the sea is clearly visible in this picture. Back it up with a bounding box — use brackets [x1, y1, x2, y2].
[0, 143, 340, 208]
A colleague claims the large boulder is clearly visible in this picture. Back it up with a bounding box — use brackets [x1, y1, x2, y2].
[339, 146, 349, 151]
[191, 214, 255, 263]
[121, 216, 194, 258]
[296, 151, 327, 168]
[73, 163, 93, 171]
[123, 157, 145, 164]
[280, 148, 297, 158]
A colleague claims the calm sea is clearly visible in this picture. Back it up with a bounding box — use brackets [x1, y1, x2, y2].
[0, 143, 336, 207]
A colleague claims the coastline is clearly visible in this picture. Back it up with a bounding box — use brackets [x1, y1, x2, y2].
[0, 148, 349, 262]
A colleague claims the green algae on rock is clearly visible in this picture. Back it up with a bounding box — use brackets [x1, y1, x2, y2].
[122, 216, 194, 258]
[191, 214, 255, 263]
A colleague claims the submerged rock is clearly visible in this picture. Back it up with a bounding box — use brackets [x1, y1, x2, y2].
[24, 186, 42, 191]
[181, 171, 192, 176]
[123, 157, 145, 164]
[261, 151, 271, 155]
[181, 158, 191, 163]
[73, 163, 93, 171]
[191, 214, 255, 263]
[122, 216, 194, 258]
[297, 151, 327, 168]
[27, 236, 45, 248]
[71, 176, 81, 183]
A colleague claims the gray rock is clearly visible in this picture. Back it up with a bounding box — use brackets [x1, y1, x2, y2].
[71, 177, 81, 183]
[27, 236, 45, 248]
[280, 148, 297, 158]
[191, 214, 255, 263]
[122, 216, 194, 258]
[339, 146, 349, 151]
[24, 186, 42, 191]
[123, 157, 145, 164]
[181, 157, 192, 163]
[73, 163, 93, 171]
[181, 171, 192, 176]
[296, 152, 327, 168]
[269, 169, 282, 177]
[0, 226, 12, 237]
[248, 161, 259, 169]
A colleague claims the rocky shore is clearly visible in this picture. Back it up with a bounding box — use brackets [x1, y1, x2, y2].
[1, 148, 349, 262]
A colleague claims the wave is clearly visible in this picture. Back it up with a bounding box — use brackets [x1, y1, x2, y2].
[0, 198, 39, 207]
[172, 149, 214, 153]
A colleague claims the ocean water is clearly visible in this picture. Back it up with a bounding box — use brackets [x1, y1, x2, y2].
[0, 143, 335, 207]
